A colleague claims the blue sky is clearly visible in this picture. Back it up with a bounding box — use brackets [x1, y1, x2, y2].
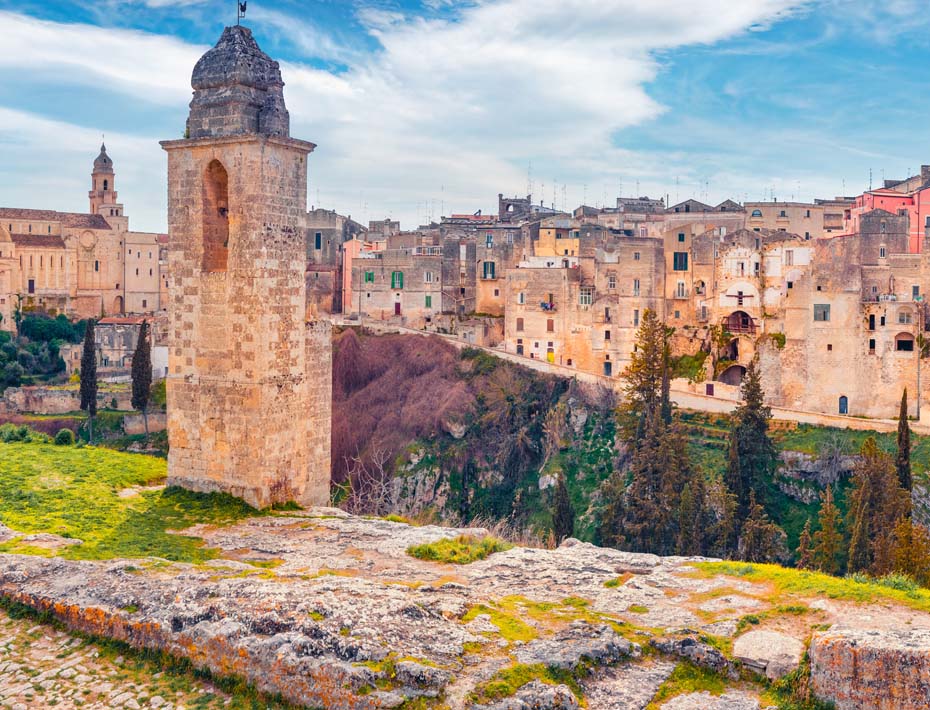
[2, 0, 930, 232]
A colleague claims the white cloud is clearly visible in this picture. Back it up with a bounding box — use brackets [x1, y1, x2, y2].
[0, 1, 811, 229]
[0, 107, 167, 231]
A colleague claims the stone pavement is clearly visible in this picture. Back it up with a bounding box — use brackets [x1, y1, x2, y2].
[0, 609, 276, 710]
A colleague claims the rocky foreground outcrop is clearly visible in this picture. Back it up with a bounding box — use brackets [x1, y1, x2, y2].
[0, 509, 929, 709]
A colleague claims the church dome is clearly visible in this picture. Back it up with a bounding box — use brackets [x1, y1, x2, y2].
[93, 143, 114, 174]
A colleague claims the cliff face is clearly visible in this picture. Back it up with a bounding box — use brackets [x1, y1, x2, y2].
[1, 510, 929, 709]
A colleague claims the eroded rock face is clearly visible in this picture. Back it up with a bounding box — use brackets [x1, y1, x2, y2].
[810, 626, 930, 710]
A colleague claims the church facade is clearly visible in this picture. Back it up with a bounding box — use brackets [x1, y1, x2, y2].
[0, 144, 167, 327]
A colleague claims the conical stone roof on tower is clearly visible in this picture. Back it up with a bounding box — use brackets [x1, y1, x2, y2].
[186, 25, 290, 139]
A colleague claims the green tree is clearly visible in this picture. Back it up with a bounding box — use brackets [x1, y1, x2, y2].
[726, 358, 777, 518]
[892, 517, 930, 587]
[847, 437, 909, 576]
[617, 309, 670, 442]
[896, 389, 912, 493]
[813, 485, 843, 575]
[551, 474, 575, 544]
[599, 309, 697, 555]
[79, 319, 97, 443]
[796, 519, 814, 570]
[131, 320, 153, 435]
[739, 491, 787, 563]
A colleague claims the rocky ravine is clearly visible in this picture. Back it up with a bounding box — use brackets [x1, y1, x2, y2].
[0, 510, 929, 710]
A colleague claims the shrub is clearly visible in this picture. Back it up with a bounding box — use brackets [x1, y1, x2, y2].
[54, 429, 76, 446]
[770, 332, 787, 349]
[407, 534, 512, 564]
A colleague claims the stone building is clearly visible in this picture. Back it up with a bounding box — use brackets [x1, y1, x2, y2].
[161, 25, 331, 508]
[306, 207, 367, 316]
[0, 144, 167, 324]
[502, 227, 663, 374]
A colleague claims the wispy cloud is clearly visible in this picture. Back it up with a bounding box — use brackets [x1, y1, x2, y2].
[0, 1, 818, 229]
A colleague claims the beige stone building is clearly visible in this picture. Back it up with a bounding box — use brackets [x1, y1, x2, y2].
[161, 25, 331, 508]
[0, 144, 167, 325]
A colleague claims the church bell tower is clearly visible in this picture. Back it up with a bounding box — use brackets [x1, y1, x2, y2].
[161, 25, 331, 508]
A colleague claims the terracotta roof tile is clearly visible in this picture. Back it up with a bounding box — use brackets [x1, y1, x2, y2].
[10, 234, 67, 248]
[0, 208, 111, 230]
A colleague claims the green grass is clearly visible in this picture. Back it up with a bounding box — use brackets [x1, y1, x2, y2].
[407, 535, 512, 564]
[468, 663, 583, 705]
[0, 441, 261, 562]
[461, 603, 538, 643]
[696, 561, 930, 613]
[645, 661, 726, 709]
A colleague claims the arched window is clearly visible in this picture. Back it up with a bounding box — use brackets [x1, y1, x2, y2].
[751, 209, 763, 217]
[103, 179, 108, 191]
[839, 396, 848, 415]
[202, 160, 229, 272]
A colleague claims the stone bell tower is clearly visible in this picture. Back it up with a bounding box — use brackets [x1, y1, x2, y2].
[161, 25, 331, 508]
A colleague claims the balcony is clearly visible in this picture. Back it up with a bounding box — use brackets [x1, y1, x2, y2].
[540, 302, 557, 312]
[672, 289, 690, 300]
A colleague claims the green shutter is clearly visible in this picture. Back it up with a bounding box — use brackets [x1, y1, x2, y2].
[425, 295, 432, 308]
[391, 271, 404, 289]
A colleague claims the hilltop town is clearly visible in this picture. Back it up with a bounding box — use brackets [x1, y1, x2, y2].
[3, 14, 930, 710]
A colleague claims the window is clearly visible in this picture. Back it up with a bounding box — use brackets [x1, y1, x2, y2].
[142, 299, 147, 309]
[678, 233, 685, 242]
[899, 310, 913, 325]
[633, 279, 640, 296]
[516, 318, 524, 331]
[806, 209, 811, 218]
[364, 270, 375, 283]
[827, 343, 833, 352]
[633, 252, 640, 261]
[779, 209, 787, 217]
[869, 338, 876, 353]
[676, 281, 686, 298]
[425, 295, 432, 308]
[424, 271, 434, 283]
[673, 252, 688, 271]
[814, 304, 831, 322]
[506, 232, 514, 245]
[605, 330, 611, 341]
[27, 279, 34, 294]
[880, 246, 886, 259]
[135, 268, 139, 276]
[546, 319, 554, 332]
[482, 261, 496, 279]
[633, 309, 640, 326]
[869, 314, 875, 330]
[579, 287, 593, 306]
[914, 285, 920, 300]
[391, 271, 404, 289]
[94, 260, 99, 272]
[754, 262, 760, 274]
[881, 221, 887, 233]
[494, 289, 499, 297]
[674, 310, 681, 319]
[751, 209, 763, 217]
[315, 232, 322, 250]
[518, 292, 525, 305]
[608, 275, 616, 289]
[486, 233, 493, 248]
[897, 336, 915, 352]
[785, 250, 794, 266]
[804, 231, 810, 240]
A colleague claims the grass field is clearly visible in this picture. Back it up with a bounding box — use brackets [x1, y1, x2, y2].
[0, 441, 260, 562]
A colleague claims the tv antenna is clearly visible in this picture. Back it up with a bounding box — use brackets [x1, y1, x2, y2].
[237, 1, 247, 25]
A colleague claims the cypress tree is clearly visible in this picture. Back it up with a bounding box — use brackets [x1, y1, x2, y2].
[739, 491, 787, 563]
[131, 320, 153, 435]
[896, 389, 912, 493]
[79, 319, 98, 443]
[551, 474, 575, 544]
[814, 485, 842, 575]
[618, 309, 669, 442]
[727, 358, 777, 518]
[796, 519, 814, 570]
